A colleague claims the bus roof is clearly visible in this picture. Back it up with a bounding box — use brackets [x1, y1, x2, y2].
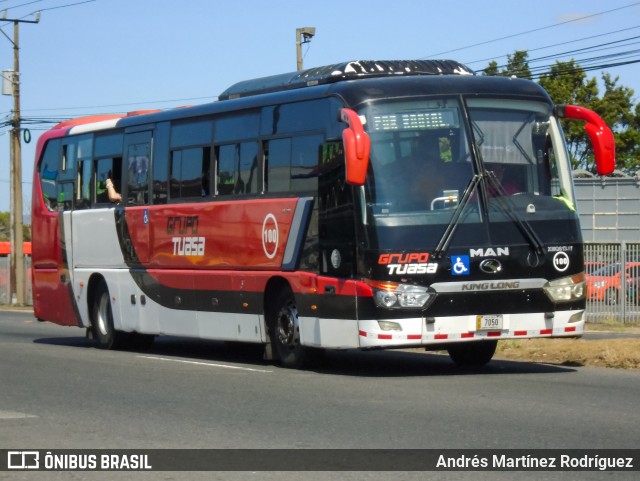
[44, 62, 551, 138]
[218, 60, 474, 100]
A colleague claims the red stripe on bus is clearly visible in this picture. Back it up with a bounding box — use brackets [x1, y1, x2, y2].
[540, 329, 553, 335]
[487, 331, 502, 337]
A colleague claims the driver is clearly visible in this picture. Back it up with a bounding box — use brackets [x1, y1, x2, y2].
[396, 135, 444, 210]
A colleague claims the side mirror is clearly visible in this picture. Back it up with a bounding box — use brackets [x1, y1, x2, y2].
[556, 105, 615, 176]
[340, 108, 370, 185]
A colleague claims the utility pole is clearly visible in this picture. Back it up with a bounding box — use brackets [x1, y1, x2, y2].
[1, 10, 40, 306]
[296, 27, 315, 71]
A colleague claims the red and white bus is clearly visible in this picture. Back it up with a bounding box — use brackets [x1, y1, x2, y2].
[31, 60, 615, 367]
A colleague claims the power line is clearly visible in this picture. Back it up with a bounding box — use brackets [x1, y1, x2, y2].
[27, 0, 95, 15]
[464, 26, 640, 66]
[21, 95, 216, 113]
[421, 2, 640, 58]
[481, 35, 640, 74]
[0, 0, 95, 24]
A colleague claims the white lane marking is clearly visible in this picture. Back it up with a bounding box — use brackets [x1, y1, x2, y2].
[138, 355, 272, 373]
[0, 410, 38, 420]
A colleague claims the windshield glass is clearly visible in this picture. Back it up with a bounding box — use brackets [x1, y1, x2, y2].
[359, 97, 579, 251]
[364, 97, 479, 217]
[466, 98, 577, 221]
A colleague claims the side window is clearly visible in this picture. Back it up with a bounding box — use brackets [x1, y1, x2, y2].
[291, 135, 322, 192]
[214, 113, 259, 143]
[95, 157, 122, 204]
[94, 133, 123, 205]
[216, 144, 237, 195]
[170, 147, 210, 199]
[264, 135, 322, 194]
[126, 142, 150, 205]
[38, 139, 60, 211]
[265, 138, 291, 193]
[74, 136, 93, 209]
[76, 159, 92, 209]
[215, 143, 260, 195]
[58, 139, 78, 211]
[238, 142, 259, 194]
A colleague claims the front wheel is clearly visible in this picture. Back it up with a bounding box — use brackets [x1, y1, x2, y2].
[269, 289, 318, 369]
[447, 340, 498, 367]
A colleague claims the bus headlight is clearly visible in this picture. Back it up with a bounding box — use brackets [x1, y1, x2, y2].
[543, 273, 586, 302]
[367, 280, 435, 309]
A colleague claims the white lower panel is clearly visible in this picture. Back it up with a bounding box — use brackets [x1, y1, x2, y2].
[358, 311, 585, 348]
[299, 316, 360, 349]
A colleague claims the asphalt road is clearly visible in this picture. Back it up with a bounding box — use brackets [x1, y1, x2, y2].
[1, 309, 639, 481]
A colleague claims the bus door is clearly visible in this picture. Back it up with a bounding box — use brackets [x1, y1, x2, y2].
[41, 138, 80, 325]
[120, 131, 153, 265]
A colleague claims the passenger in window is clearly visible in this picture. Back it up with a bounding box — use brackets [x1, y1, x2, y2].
[106, 177, 122, 203]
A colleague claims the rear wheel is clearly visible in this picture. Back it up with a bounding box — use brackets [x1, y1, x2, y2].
[91, 279, 125, 349]
[447, 340, 497, 367]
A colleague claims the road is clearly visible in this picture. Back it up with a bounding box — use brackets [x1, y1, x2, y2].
[1, 309, 639, 480]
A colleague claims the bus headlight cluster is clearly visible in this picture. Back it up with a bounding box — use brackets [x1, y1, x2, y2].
[367, 280, 435, 309]
[543, 273, 586, 302]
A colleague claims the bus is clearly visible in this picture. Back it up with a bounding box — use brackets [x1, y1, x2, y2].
[31, 60, 615, 368]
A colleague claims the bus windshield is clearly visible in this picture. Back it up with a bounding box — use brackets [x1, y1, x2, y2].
[360, 97, 579, 251]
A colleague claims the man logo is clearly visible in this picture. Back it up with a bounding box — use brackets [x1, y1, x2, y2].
[479, 259, 502, 274]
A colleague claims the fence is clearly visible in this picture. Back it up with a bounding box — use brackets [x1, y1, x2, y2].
[0, 256, 32, 306]
[584, 243, 640, 323]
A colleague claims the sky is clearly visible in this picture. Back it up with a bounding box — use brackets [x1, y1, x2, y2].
[1, 0, 640, 216]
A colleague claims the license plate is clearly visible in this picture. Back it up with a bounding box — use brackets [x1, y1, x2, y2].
[476, 314, 503, 330]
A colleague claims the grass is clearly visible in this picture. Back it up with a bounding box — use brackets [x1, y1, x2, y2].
[495, 323, 640, 370]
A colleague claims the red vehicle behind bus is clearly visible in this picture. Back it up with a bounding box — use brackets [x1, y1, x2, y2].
[31, 60, 615, 368]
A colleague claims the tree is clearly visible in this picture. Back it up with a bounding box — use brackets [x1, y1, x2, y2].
[0, 212, 30, 242]
[538, 60, 599, 171]
[483, 60, 499, 77]
[540, 62, 636, 173]
[482, 50, 532, 79]
[593, 75, 640, 174]
[0, 212, 8, 241]
[485, 53, 638, 174]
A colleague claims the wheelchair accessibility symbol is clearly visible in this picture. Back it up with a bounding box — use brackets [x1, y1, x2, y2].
[452, 255, 470, 276]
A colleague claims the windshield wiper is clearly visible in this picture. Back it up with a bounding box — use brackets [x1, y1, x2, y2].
[433, 172, 545, 259]
[433, 174, 481, 259]
[483, 171, 545, 256]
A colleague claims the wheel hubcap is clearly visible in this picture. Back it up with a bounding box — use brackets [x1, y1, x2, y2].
[276, 303, 299, 348]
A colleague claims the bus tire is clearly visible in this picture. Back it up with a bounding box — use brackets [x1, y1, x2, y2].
[91, 279, 126, 350]
[447, 340, 497, 367]
[269, 289, 313, 369]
